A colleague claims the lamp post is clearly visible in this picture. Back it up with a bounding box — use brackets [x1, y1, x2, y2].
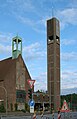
[0, 86, 7, 115]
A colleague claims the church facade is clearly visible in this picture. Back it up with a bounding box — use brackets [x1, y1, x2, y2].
[0, 36, 32, 111]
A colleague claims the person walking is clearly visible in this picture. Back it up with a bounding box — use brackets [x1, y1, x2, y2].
[52, 110, 54, 119]
[32, 111, 37, 119]
[58, 111, 61, 119]
[41, 111, 44, 118]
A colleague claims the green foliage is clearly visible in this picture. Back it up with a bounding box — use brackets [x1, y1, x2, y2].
[10, 103, 13, 111]
[21, 109, 26, 113]
[25, 103, 29, 112]
[27, 106, 30, 112]
[0, 103, 6, 113]
[25, 103, 28, 110]
[14, 103, 18, 111]
[61, 93, 77, 111]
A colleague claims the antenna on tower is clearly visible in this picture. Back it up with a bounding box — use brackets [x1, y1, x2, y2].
[16, 32, 18, 37]
[51, 0, 55, 18]
[52, 6, 54, 17]
[52, 6, 54, 18]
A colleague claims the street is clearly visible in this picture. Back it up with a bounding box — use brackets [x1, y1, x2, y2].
[1, 112, 77, 119]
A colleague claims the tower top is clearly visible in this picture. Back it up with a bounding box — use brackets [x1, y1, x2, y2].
[47, 17, 59, 23]
[12, 35, 22, 59]
[47, 17, 60, 42]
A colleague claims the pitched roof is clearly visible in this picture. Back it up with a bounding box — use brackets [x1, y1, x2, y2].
[0, 55, 31, 82]
[0, 57, 16, 81]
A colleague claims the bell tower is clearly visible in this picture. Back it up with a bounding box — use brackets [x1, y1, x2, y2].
[47, 17, 60, 111]
[12, 36, 22, 59]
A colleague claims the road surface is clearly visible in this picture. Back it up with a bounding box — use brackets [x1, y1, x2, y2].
[0, 112, 77, 119]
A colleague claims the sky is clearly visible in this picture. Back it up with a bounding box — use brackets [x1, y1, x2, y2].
[0, 0, 77, 95]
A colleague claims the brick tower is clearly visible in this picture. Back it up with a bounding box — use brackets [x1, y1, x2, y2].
[47, 17, 60, 111]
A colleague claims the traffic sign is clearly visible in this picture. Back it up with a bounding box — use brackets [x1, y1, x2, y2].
[28, 100, 35, 106]
[30, 106, 34, 113]
[61, 100, 70, 112]
[30, 100, 35, 106]
[27, 79, 35, 89]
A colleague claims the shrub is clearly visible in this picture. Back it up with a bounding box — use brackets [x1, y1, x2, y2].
[14, 103, 18, 111]
[10, 103, 13, 111]
[0, 103, 6, 113]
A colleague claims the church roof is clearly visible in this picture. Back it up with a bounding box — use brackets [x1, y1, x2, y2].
[0, 57, 16, 81]
[0, 55, 31, 82]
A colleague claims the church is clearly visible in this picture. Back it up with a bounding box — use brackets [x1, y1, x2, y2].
[0, 17, 61, 112]
[0, 36, 32, 111]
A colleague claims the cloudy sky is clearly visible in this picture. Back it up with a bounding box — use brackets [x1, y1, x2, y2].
[0, 0, 77, 95]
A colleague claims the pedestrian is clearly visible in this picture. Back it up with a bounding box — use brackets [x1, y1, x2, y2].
[58, 111, 61, 119]
[41, 111, 44, 118]
[32, 111, 36, 119]
[52, 110, 54, 119]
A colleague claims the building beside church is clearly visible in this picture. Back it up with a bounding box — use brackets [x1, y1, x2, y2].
[0, 36, 32, 111]
[47, 17, 60, 111]
[33, 91, 49, 111]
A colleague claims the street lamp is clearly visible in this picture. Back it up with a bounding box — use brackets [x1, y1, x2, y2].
[0, 86, 7, 115]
